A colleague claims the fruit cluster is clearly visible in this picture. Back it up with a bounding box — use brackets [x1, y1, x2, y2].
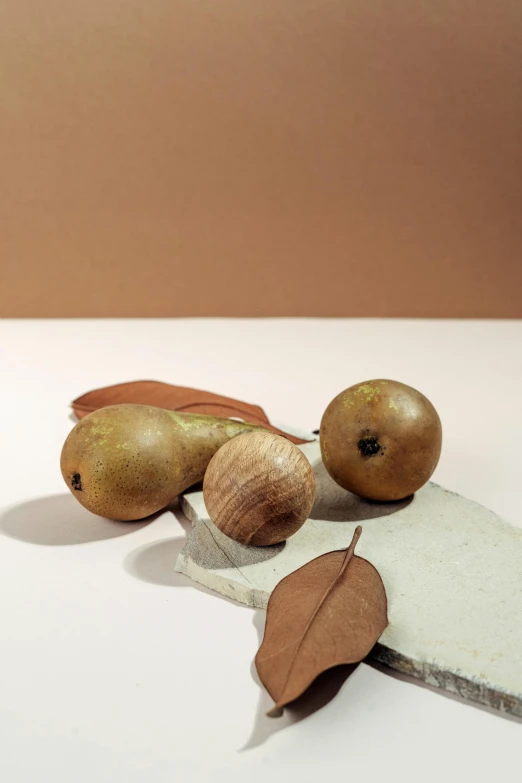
[61, 379, 442, 546]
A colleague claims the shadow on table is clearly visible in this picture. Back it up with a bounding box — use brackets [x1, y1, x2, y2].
[123, 532, 255, 607]
[366, 658, 522, 726]
[242, 612, 522, 751]
[124, 536, 187, 586]
[0, 493, 152, 546]
[124, 501, 256, 605]
[241, 609, 357, 751]
[309, 457, 412, 522]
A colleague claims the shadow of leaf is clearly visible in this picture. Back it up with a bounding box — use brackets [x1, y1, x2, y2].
[0, 494, 151, 546]
[241, 609, 357, 750]
[310, 458, 412, 522]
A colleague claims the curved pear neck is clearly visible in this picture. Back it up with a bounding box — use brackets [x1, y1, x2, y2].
[167, 410, 266, 437]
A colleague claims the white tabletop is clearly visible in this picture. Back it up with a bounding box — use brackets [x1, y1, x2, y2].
[1, 318, 521, 783]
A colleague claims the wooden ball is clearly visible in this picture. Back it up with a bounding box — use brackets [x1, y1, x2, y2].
[203, 431, 316, 546]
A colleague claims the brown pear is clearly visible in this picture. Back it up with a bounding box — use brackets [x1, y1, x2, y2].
[320, 379, 442, 501]
[60, 404, 267, 520]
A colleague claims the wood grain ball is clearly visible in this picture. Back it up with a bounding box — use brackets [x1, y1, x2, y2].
[203, 431, 316, 546]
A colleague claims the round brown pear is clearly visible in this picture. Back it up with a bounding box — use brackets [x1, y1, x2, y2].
[60, 404, 267, 520]
[320, 379, 442, 501]
[203, 431, 316, 546]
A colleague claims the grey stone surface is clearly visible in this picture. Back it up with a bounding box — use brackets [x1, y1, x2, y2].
[176, 440, 522, 717]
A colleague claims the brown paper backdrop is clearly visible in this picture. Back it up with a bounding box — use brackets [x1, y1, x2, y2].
[1, 1, 521, 318]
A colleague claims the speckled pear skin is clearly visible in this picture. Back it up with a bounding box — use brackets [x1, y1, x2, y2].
[60, 404, 266, 520]
[320, 379, 442, 501]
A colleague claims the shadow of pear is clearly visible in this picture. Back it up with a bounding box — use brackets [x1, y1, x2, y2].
[0, 493, 152, 546]
[309, 457, 413, 522]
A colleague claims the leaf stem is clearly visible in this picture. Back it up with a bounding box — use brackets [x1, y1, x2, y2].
[339, 525, 362, 576]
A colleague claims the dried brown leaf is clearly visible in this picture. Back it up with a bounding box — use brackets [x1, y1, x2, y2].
[255, 526, 388, 714]
[71, 380, 311, 445]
